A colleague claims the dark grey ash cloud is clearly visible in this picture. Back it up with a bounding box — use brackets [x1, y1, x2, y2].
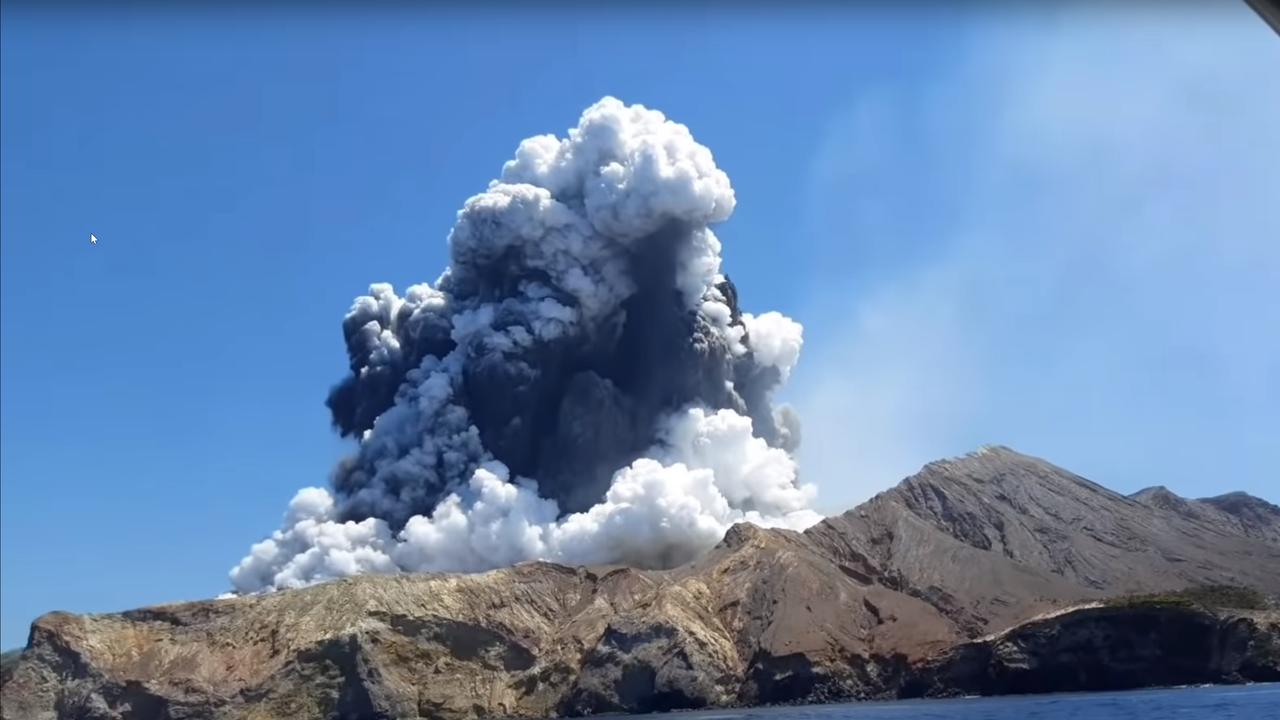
[232, 97, 816, 593]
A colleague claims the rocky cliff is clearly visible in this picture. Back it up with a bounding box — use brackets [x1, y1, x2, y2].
[4, 447, 1279, 719]
[905, 599, 1280, 697]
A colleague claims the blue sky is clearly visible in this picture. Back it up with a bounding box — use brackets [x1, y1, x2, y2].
[1, 4, 1276, 648]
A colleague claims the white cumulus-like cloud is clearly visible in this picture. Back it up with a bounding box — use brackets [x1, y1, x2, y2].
[230, 97, 817, 594]
[231, 407, 819, 592]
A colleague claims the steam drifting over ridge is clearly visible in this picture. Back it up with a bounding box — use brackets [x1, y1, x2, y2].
[231, 98, 818, 593]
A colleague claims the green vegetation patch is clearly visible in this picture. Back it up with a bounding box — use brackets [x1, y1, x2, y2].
[1106, 585, 1273, 611]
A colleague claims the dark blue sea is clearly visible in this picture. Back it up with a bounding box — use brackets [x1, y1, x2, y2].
[610, 684, 1280, 719]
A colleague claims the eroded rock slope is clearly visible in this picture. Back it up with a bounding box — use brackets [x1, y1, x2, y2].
[4, 447, 1278, 719]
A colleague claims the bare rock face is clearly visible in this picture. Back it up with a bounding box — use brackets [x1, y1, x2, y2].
[808, 446, 1280, 636]
[904, 603, 1280, 697]
[4, 447, 1279, 719]
[1133, 487, 1280, 545]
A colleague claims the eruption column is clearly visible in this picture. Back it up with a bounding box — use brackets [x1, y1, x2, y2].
[231, 98, 818, 593]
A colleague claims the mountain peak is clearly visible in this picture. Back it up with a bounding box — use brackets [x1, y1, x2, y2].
[925, 444, 1026, 467]
[906, 445, 1108, 500]
[1198, 492, 1280, 541]
[1129, 485, 1192, 512]
[1200, 491, 1280, 516]
[813, 445, 1280, 627]
[1125, 486, 1280, 543]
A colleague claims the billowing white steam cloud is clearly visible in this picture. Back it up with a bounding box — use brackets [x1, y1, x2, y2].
[231, 98, 819, 593]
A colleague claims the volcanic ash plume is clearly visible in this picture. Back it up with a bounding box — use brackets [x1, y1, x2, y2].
[231, 98, 820, 593]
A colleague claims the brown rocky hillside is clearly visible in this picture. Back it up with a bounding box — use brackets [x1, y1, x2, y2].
[4, 446, 1278, 719]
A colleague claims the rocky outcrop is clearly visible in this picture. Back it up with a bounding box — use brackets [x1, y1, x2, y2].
[904, 602, 1280, 697]
[0, 531, 952, 720]
[4, 447, 1278, 719]
[1131, 487, 1280, 545]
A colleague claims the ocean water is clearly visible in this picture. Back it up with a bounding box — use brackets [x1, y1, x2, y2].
[609, 684, 1280, 719]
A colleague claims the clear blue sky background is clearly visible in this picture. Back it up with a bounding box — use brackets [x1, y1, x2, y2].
[2, 4, 1276, 649]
